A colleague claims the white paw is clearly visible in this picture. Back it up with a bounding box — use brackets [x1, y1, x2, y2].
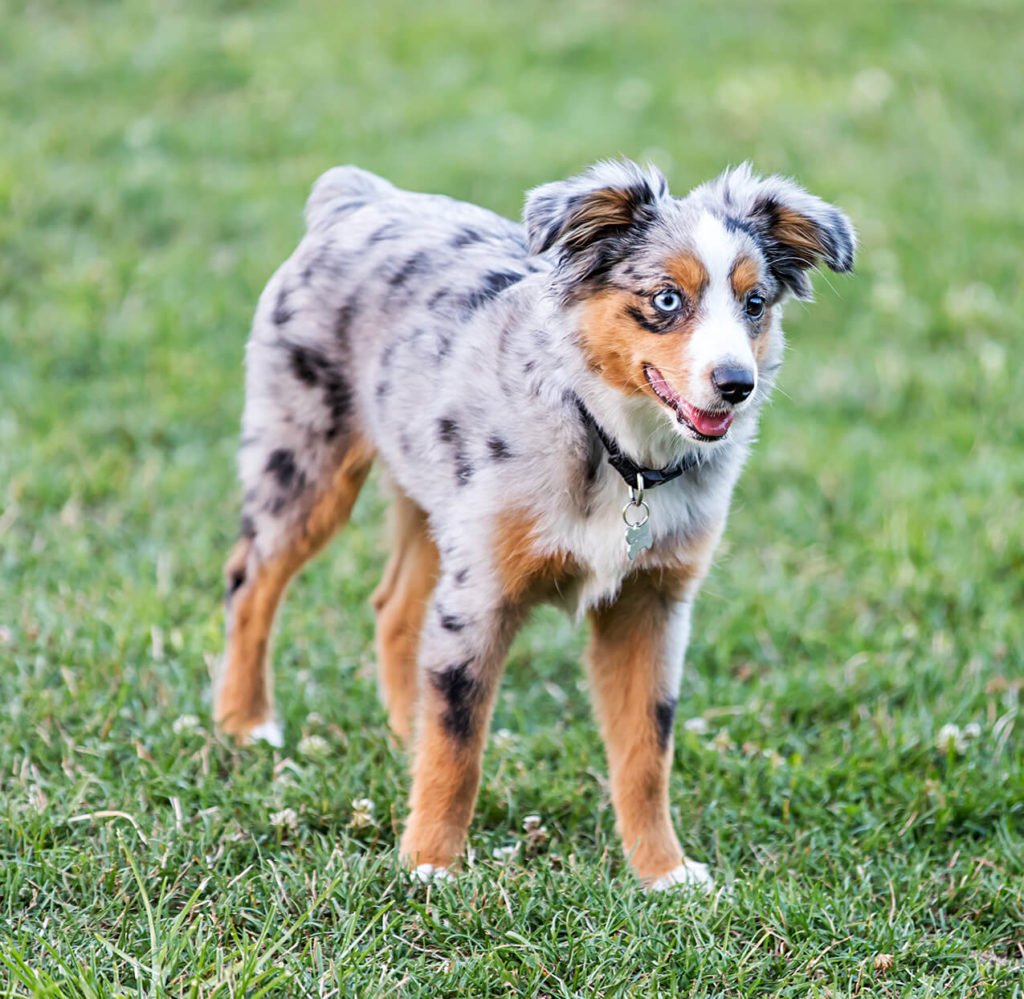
[247, 720, 284, 748]
[649, 860, 714, 893]
[412, 864, 455, 885]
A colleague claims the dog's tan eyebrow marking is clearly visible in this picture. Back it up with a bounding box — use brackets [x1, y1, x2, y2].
[730, 256, 761, 299]
[663, 252, 709, 300]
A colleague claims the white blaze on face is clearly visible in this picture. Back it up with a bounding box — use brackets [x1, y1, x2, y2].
[685, 212, 756, 408]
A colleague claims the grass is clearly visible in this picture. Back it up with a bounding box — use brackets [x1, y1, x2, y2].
[1, 0, 1022, 994]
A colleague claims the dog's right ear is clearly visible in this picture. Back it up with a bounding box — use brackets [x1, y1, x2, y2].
[523, 160, 667, 282]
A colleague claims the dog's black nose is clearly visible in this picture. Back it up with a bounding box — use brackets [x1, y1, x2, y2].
[711, 365, 756, 405]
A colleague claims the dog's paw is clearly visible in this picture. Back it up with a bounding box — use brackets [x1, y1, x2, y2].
[247, 719, 284, 748]
[648, 860, 714, 893]
[411, 864, 455, 885]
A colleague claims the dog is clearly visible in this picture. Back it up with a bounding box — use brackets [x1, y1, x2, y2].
[215, 159, 855, 890]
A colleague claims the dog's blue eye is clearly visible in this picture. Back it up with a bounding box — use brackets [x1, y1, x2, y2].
[745, 292, 766, 320]
[652, 289, 683, 314]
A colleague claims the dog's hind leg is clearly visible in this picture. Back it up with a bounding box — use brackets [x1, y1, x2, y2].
[216, 419, 376, 741]
[371, 490, 439, 744]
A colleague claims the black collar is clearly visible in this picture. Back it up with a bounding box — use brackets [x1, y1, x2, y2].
[575, 398, 699, 491]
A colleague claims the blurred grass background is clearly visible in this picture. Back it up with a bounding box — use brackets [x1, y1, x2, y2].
[1, 0, 1022, 994]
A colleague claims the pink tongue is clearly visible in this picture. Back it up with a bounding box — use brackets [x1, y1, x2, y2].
[685, 405, 733, 437]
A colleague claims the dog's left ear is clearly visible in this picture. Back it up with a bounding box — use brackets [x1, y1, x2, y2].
[700, 164, 857, 300]
[523, 160, 668, 285]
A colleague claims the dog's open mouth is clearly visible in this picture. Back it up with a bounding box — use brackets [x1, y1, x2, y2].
[643, 364, 733, 440]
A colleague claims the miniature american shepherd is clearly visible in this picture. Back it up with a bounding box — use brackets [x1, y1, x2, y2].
[215, 159, 855, 890]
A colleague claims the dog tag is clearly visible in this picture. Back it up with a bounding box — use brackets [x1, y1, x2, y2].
[625, 519, 653, 560]
[623, 476, 653, 561]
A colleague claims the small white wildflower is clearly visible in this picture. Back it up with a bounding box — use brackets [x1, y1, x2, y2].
[936, 723, 963, 753]
[936, 723, 980, 755]
[683, 717, 710, 735]
[492, 728, 517, 750]
[349, 798, 376, 830]
[492, 844, 520, 862]
[172, 714, 200, 735]
[522, 814, 549, 854]
[269, 807, 298, 831]
[297, 734, 330, 758]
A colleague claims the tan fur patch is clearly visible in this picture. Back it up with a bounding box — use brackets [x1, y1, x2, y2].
[587, 524, 723, 882]
[495, 509, 578, 603]
[562, 187, 642, 251]
[215, 436, 376, 741]
[665, 251, 709, 302]
[773, 206, 825, 266]
[400, 695, 489, 868]
[578, 290, 696, 407]
[729, 256, 760, 299]
[373, 492, 439, 743]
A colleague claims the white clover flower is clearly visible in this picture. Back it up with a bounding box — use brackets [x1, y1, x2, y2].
[297, 734, 330, 758]
[683, 717, 710, 735]
[492, 728, 517, 750]
[172, 714, 200, 735]
[935, 723, 982, 755]
[349, 798, 376, 830]
[492, 844, 520, 862]
[269, 807, 298, 830]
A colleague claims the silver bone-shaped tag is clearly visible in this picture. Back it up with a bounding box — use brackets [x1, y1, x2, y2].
[622, 474, 652, 561]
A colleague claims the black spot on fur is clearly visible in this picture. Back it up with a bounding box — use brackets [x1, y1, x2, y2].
[332, 198, 366, 217]
[427, 287, 451, 312]
[487, 436, 512, 461]
[226, 565, 246, 600]
[439, 611, 465, 632]
[654, 698, 677, 752]
[429, 659, 478, 741]
[368, 220, 401, 244]
[272, 287, 295, 326]
[460, 271, 525, 314]
[266, 449, 298, 490]
[323, 371, 353, 439]
[522, 359, 536, 374]
[453, 568, 469, 586]
[290, 345, 326, 386]
[376, 379, 390, 399]
[451, 227, 485, 249]
[240, 514, 256, 539]
[389, 251, 431, 288]
[438, 417, 459, 445]
[335, 300, 359, 340]
[287, 346, 352, 439]
[454, 451, 474, 486]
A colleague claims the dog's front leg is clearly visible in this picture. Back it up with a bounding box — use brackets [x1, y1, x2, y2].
[586, 570, 712, 891]
[399, 575, 522, 878]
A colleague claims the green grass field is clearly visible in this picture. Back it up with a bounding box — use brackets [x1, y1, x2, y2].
[2, 0, 1022, 994]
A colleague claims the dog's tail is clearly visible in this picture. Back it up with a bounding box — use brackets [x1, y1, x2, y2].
[305, 166, 396, 231]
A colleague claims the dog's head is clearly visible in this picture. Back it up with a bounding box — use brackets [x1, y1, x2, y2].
[524, 160, 855, 447]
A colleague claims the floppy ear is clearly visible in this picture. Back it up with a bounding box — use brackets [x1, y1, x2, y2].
[523, 159, 668, 288]
[701, 163, 856, 300]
